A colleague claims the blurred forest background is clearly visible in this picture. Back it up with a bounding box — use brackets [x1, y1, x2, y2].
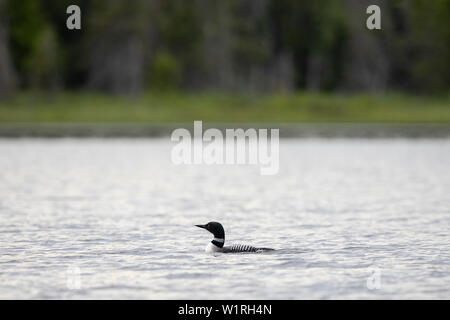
[0, 0, 449, 123]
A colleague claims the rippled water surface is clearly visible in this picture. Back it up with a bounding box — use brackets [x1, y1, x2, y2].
[0, 138, 449, 299]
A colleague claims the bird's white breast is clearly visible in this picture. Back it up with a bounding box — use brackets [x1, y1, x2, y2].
[205, 242, 222, 253]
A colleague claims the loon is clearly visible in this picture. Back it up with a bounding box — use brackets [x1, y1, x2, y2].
[196, 221, 274, 253]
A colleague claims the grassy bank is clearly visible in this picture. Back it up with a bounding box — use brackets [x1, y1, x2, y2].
[0, 91, 449, 123]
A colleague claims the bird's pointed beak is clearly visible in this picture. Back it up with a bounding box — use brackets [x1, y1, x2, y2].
[196, 224, 207, 229]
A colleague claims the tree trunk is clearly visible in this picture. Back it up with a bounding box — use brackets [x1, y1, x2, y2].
[0, 2, 17, 97]
[86, 0, 150, 95]
[341, 0, 390, 92]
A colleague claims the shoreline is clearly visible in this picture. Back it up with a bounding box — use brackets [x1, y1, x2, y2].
[1, 123, 450, 138]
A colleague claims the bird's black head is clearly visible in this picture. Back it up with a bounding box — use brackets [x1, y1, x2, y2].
[195, 221, 225, 239]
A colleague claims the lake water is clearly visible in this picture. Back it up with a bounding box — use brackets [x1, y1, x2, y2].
[0, 138, 449, 299]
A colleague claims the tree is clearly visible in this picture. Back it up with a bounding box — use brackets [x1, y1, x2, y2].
[86, 0, 151, 94]
[0, 0, 16, 96]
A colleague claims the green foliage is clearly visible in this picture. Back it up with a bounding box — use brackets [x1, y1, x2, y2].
[148, 51, 182, 91]
[229, 0, 271, 66]
[408, 0, 450, 93]
[88, 0, 149, 36]
[269, 0, 348, 88]
[2, 0, 449, 94]
[28, 26, 61, 89]
[7, 0, 46, 83]
[154, 0, 202, 77]
[157, 0, 201, 52]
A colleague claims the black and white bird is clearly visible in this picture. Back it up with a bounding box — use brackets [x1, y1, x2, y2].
[196, 221, 274, 253]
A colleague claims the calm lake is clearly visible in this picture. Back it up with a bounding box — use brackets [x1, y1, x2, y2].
[0, 138, 449, 299]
